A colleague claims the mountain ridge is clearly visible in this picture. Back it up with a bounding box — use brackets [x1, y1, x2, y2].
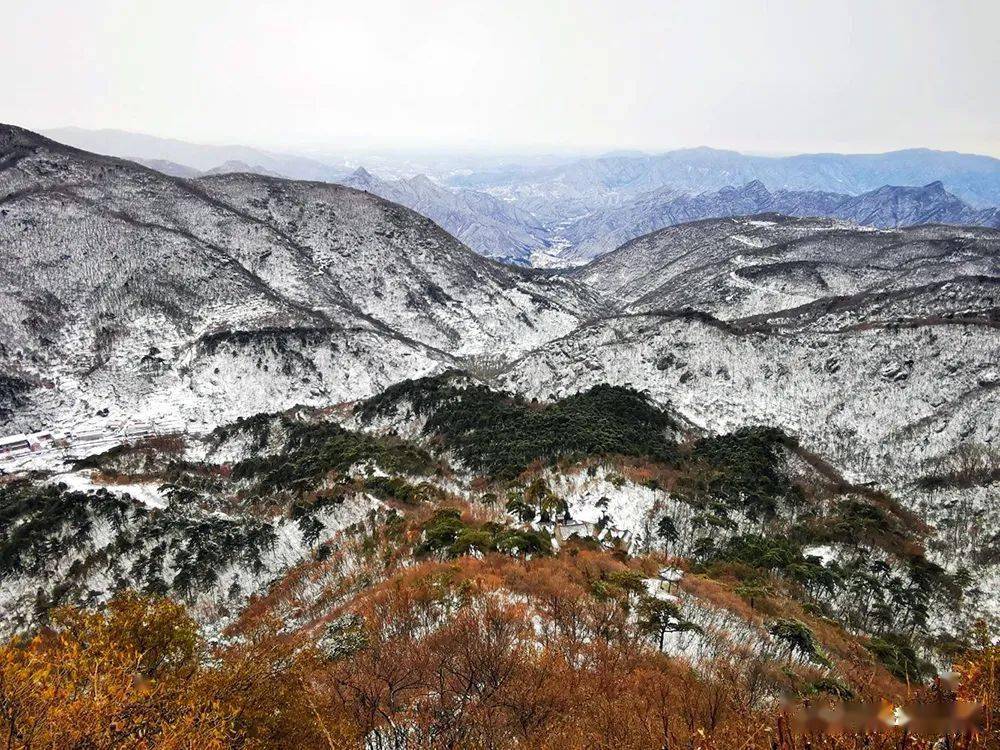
[0, 123, 596, 434]
[558, 180, 1000, 262]
[39, 126, 1000, 266]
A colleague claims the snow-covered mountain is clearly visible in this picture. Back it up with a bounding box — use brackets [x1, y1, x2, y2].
[508, 216, 1000, 485]
[0, 124, 596, 433]
[559, 181, 1000, 262]
[3, 128, 999, 689]
[46, 128, 1000, 268]
[3, 125, 996, 481]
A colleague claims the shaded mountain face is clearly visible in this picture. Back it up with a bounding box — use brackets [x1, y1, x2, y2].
[559, 181, 1000, 262]
[0, 125, 595, 433]
[339, 167, 551, 264]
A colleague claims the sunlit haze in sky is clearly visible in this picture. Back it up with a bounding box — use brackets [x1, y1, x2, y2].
[5, 0, 998, 156]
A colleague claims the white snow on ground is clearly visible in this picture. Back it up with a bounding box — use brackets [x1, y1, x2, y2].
[1, 135, 599, 438]
[52, 470, 168, 509]
[904, 482, 1000, 631]
[552, 467, 659, 538]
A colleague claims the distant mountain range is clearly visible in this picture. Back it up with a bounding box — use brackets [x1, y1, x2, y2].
[125, 160, 1000, 265]
[42, 126, 349, 182]
[451, 145, 1000, 210]
[40, 126, 1000, 265]
[558, 179, 1000, 262]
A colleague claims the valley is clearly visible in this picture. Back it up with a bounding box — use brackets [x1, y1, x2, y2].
[1, 124, 998, 749]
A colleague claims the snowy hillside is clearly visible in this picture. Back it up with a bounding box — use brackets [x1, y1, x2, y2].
[573, 215, 1000, 317]
[502, 217, 999, 485]
[501, 310, 998, 485]
[0, 125, 595, 433]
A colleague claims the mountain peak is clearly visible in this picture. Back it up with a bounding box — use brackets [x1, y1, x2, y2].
[347, 166, 380, 189]
[409, 174, 437, 189]
[716, 179, 771, 199]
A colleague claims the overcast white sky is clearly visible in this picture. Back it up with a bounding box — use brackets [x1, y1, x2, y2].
[5, 0, 998, 156]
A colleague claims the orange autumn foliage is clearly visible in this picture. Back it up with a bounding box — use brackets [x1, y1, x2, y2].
[956, 643, 1000, 746]
[2, 583, 996, 749]
[0, 593, 336, 749]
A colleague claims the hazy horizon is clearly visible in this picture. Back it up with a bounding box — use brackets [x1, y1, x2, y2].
[34, 124, 1000, 162]
[7, 0, 999, 157]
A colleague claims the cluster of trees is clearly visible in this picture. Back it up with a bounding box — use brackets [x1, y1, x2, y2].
[505, 477, 571, 524]
[356, 373, 680, 479]
[416, 507, 552, 558]
[0, 477, 281, 627]
[683, 426, 802, 521]
[0, 374, 30, 423]
[0, 480, 131, 577]
[72, 434, 188, 480]
[232, 419, 436, 497]
[694, 527, 964, 680]
[0, 593, 325, 748]
[700, 533, 838, 598]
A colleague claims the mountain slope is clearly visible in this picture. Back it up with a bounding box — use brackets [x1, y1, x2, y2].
[572, 216, 1000, 317]
[0, 125, 595, 433]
